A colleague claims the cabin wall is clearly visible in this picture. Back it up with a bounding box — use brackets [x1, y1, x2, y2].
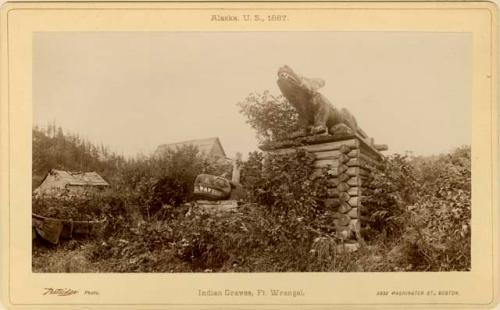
[34, 174, 108, 197]
[209, 142, 227, 159]
[34, 175, 68, 196]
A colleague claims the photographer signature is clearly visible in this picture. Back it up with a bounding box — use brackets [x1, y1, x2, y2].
[43, 288, 78, 296]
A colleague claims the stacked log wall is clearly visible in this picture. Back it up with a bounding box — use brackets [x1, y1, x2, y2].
[267, 136, 384, 247]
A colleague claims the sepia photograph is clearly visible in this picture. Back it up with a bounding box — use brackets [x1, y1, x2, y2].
[31, 31, 472, 273]
[0, 2, 497, 308]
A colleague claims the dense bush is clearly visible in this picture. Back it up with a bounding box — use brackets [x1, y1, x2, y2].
[33, 146, 471, 273]
[239, 151, 264, 197]
[237, 91, 300, 142]
[115, 145, 232, 220]
[33, 103, 472, 272]
[33, 124, 233, 221]
[362, 154, 420, 238]
[363, 146, 471, 271]
[407, 146, 471, 271]
[148, 145, 207, 210]
[81, 203, 354, 272]
[32, 190, 128, 222]
[32, 189, 138, 250]
[169, 205, 332, 272]
[240, 149, 328, 218]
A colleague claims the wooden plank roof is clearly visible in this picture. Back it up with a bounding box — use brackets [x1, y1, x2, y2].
[156, 137, 227, 158]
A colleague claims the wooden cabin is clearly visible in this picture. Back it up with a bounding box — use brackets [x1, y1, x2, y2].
[155, 137, 228, 161]
[33, 169, 109, 197]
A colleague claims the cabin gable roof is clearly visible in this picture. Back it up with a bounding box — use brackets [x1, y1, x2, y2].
[156, 137, 227, 158]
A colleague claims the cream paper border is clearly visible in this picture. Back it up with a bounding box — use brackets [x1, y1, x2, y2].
[0, 2, 498, 309]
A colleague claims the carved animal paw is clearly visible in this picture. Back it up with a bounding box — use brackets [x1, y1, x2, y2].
[310, 125, 328, 135]
[329, 123, 354, 136]
[289, 128, 308, 139]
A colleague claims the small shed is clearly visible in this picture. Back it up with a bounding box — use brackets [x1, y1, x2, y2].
[155, 137, 228, 160]
[33, 169, 109, 197]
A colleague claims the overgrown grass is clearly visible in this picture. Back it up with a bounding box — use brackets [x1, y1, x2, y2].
[32, 203, 467, 273]
[32, 146, 471, 273]
[31, 203, 374, 273]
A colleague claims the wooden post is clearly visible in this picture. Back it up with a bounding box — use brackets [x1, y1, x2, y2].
[348, 219, 362, 241]
[335, 225, 352, 240]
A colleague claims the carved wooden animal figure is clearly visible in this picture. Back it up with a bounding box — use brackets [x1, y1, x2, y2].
[276, 65, 368, 138]
[193, 174, 232, 200]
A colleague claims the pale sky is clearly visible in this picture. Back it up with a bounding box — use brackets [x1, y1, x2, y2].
[33, 32, 471, 158]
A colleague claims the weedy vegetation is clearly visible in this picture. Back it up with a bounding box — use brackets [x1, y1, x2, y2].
[32, 93, 470, 272]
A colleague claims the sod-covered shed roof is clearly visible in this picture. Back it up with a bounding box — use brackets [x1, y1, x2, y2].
[34, 169, 109, 196]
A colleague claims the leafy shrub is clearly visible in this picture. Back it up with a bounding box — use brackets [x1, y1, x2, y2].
[113, 155, 156, 207]
[237, 91, 300, 142]
[33, 189, 138, 237]
[362, 154, 419, 238]
[363, 146, 471, 271]
[115, 145, 232, 220]
[32, 200, 380, 272]
[241, 149, 328, 218]
[405, 146, 471, 271]
[74, 201, 359, 272]
[148, 145, 205, 210]
[239, 151, 264, 198]
[162, 204, 339, 272]
[32, 190, 124, 221]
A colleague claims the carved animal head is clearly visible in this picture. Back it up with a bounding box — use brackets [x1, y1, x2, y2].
[277, 65, 325, 93]
[193, 174, 231, 200]
[277, 65, 326, 110]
